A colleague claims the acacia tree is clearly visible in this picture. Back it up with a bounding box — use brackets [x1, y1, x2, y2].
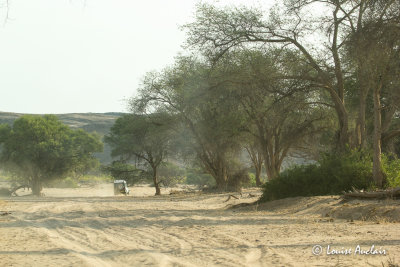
[132, 57, 248, 191]
[347, 13, 400, 186]
[211, 49, 328, 180]
[0, 115, 103, 196]
[105, 113, 174, 195]
[184, 0, 400, 151]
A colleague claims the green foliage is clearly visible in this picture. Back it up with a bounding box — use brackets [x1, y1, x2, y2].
[382, 154, 400, 188]
[0, 112, 121, 164]
[70, 129, 103, 177]
[103, 161, 148, 186]
[260, 150, 374, 202]
[0, 115, 103, 195]
[0, 124, 11, 143]
[245, 173, 258, 188]
[133, 56, 250, 191]
[105, 113, 173, 165]
[158, 162, 186, 187]
[185, 168, 215, 188]
[105, 113, 175, 195]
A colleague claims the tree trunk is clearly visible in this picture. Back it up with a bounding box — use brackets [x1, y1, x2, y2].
[324, 83, 349, 150]
[31, 177, 42, 196]
[152, 166, 161, 195]
[262, 138, 279, 181]
[358, 87, 368, 149]
[255, 164, 262, 187]
[199, 152, 230, 191]
[214, 167, 228, 191]
[373, 83, 384, 188]
[329, 9, 349, 150]
[336, 104, 349, 150]
[245, 146, 263, 186]
[264, 157, 280, 181]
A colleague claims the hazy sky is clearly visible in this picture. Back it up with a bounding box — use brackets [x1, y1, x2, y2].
[0, 0, 270, 114]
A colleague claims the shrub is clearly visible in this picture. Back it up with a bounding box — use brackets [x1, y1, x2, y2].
[186, 168, 216, 188]
[382, 154, 400, 188]
[260, 150, 374, 202]
[244, 173, 258, 188]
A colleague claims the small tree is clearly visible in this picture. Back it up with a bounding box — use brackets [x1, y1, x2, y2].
[0, 115, 103, 196]
[105, 113, 174, 195]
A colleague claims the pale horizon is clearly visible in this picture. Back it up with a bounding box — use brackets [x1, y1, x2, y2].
[0, 0, 269, 114]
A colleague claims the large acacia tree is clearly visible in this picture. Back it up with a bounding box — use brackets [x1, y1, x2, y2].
[132, 56, 248, 191]
[0, 115, 103, 196]
[347, 13, 400, 187]
[133, 50, 326, 185]
[184, 1, 399, 151]
[210, 49, 328, 180]
[184, 0, 400, 187]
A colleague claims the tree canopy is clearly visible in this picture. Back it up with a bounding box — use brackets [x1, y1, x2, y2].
[103, 0, 400, 193]
[0, 115, 103, 195]
[179, 0, 400, 187]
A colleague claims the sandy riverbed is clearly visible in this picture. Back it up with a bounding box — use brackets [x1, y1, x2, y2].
[0, 184, 399, 267]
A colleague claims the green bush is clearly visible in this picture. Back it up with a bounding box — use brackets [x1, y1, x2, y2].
[244, 173, 258, 188]
[236, 171, 260, 188]
[185, 168, 216, 188]
[259, 150, 374, 202]
[382, 154, 400, 187]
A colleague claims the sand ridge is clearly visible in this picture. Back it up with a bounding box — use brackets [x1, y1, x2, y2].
[0, 184, 399, 266]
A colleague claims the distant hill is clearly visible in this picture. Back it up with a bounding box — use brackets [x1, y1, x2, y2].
[0, 111, 125, 163]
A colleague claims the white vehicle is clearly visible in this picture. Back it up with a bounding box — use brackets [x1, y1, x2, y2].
[113, 180, 130, 195]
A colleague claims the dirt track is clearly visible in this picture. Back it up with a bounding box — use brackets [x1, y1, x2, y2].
[0, 184, 399, 267]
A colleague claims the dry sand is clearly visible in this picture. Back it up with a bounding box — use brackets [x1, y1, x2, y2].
[0, 183, 399, 267]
